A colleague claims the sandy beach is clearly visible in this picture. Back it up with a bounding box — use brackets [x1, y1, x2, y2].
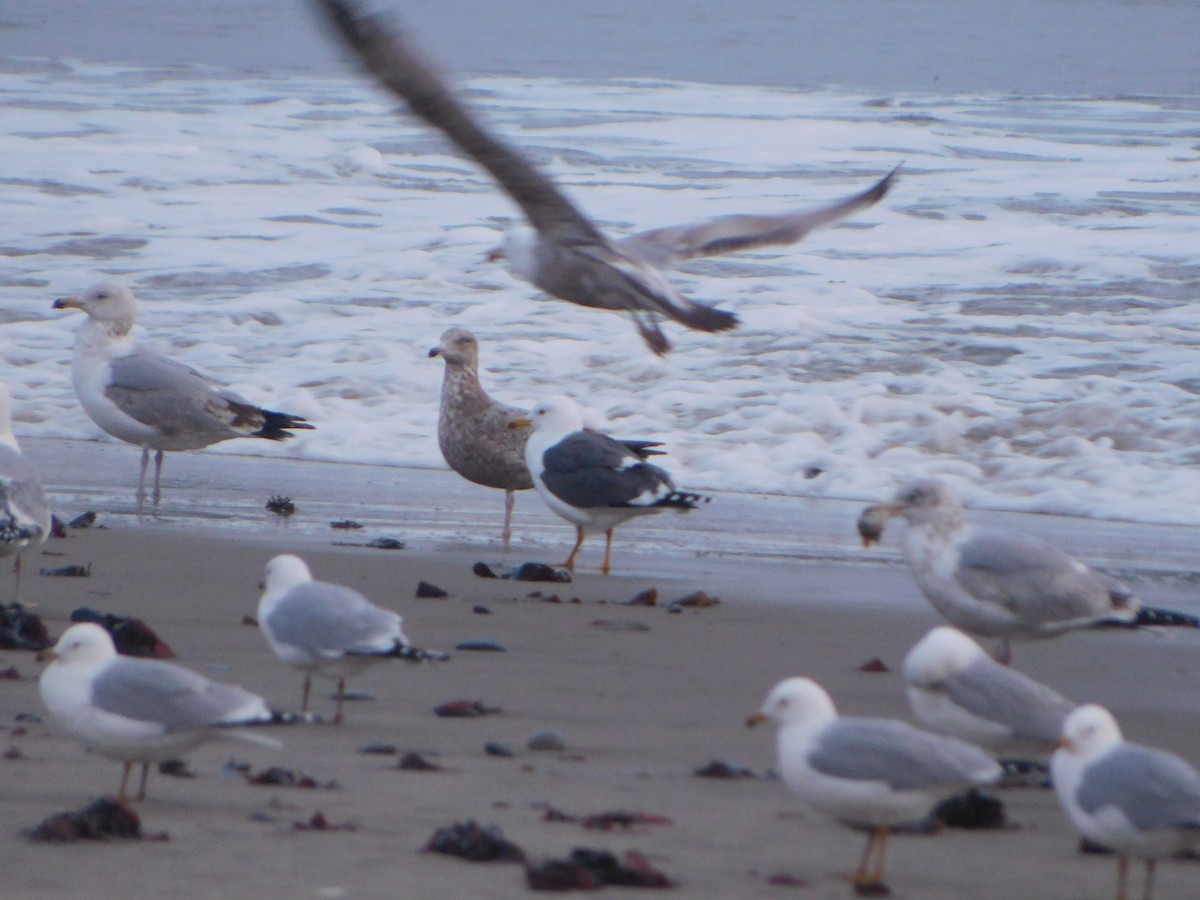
[1, 440, 1198, 898]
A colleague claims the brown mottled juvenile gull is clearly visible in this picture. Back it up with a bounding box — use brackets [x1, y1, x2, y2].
[903, 626, 1076, 754]
[315, 0, 897, 356]
[53, 281, 314, 514]
[0, 382, 51, 603]
[428, 327, 532, 546]
[1052, 704, 1200, 900]
[509, 395, 701, 574]
[38, 622, 280, 802]
[856, 479, 1198, 663]
[748, 676, 1001, 893]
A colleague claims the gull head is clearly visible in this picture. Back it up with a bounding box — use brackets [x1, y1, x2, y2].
[902, 626, 987, 686]
[428, 326, 479, 367]
[859, 479, 964, 543]
[53, 281, 137, 332]
[1056, 704, 1122, 759]
[510, 395, 585, 436]
[44, 622, 118, 668]
[490, 225, 540, 282]
[747, 676, 838, 729]
[262, 554, 314, 595]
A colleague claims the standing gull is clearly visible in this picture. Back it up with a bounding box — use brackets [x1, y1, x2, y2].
[54, 281, 314, 514]
[858, 479, 1172, 662]
[748, 676, 1001, 892]
[903, 626, 1076, 753]
[315, 0, 897, 355]
[510, 396, 703, 575]
[38, 622, 280, 802]
[1052, 704, 1200, 900]
[429, 327, 533, 546]
[0, 383, 51, 603]
[258, 554, 435, 724]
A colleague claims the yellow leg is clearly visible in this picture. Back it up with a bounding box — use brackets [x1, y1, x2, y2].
[600, 528, 615, 575]
[561, 527, 585, 571]
[853, 828, 878, 883]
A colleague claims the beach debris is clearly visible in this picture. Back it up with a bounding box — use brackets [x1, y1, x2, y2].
[50, 515, 68, 539]
[69, 607, 175, 658]
[693, 759, 756, 779]
[243, 765, 339, 790]
[590, 619, 649, 632]
[472, 604, 492, 615]
[528, 729, 567, 752]
[473, 561, 571, 582]
[265, 495, 296, 517]
[540, 806, 673, 831]
[38, 563, 91, 577]
[358, 742, 399, 756]
[241, 614, 257, 626]
[667, 591, 720, 612]
[998, 758, 1051, 788]
[26, 796, 166, 843]
[416, 580, 449, 598]
[366, 536, 405, 550]
[525, 848, 674, 890]
[435, 700, 501, 718]
[425, 820, 526, 863]
[0, 603, 52, 651]
[0, 665, 20, 680]
[293, 810, 356, 832]
[157, 758, 196, 780]
[455, 639, 507, 652]
[4, 745, 24, 760]
[332, 687, 374, 703]
[625, 588, 658, 607]
[858, 657, 890, 673]
[933, 789, 1006, 829]
[67, 511, 98, 529]
[485, 741, 516, 758]
[766, 871, 811, 888]
[329, 519, 363, 530]
[399, 751, 446, 771]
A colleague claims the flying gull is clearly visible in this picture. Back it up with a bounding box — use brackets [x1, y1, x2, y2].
[903, 626, 1076, 754]
[38, 622, 280, 802]
[429, 327, 533, 546]
[0, 382, 52, 604]
[509, 396, 702, 574]
[315, 0, 898, 355]
[858, 479, 1197, 662]
[258, 554, 441, 723]
[748, 676, 1001, 892]
[54, 281, 314, 514]
[1052, 704, 1200, 900]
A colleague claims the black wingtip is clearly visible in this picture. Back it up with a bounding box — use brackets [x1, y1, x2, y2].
[255, 409, 316, 441]
[1134, 606, 1200, 628]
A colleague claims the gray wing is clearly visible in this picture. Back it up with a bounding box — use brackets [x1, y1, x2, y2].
[1077, 744, 1200, 831]
[539, 431, 673, 509]
[315, 0, 605, 247]
[106, 349, 246, 436]
[942, 658, 1075, 743]
[619, 167, 898, 268]
[91, 658, 267, 732]
[954, 529, 1132, 623]
[267, 581, 403, 655]
[808, 718, 997, 791]
[0, 444, 51, 539]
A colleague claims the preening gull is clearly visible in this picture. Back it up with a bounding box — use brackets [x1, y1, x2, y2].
[429, 327, 533, 546]
[315, 0, 897, 356]
[38, 622, 279, 802]
[0, 382, 51, 603]
[903, 626, 1076, 753]
[258, 554, 431, 723]
[54, 281, 314, 514]
[510, 396, 703, 574]
[748, 676, 1001, 891]
[859, 479, 1146, 662]
[1052, 704, 1200, 900]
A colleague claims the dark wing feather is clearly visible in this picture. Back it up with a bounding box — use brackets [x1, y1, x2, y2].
[539, 432, 673, 508]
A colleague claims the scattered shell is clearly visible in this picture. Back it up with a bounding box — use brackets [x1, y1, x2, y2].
[241, 614, 258, 627]
[858, 658, 890, 673]
[472, 562, 499, 579]
[1, 604, 51, 652]
[0, 665, 20, 681]
[484, 742, 515, 758]
[39, 563, 91, 578]
[526, 848, 673, 891]
[540, 806, 673, 830]
[293, 811, 356, 832]
[26, 797, 165, 843]
[244, 766, 339, 790]
[366, 537, 404, 550]
[667, 591, 720, 611]
[425, 820, 526, 863]
[511, 562, 571, 583]
[693, 759, 756, 779]
[68, 511, 98, 529]
[434, 700, 501, 718]
[767, 871, 811, 888]
[398, 751, 445, 772]
[332, 688, 374, 702]
[472, 605, 492, 615]
[454, 640, 507, 652]
[527, 729, 566, 752]
[590, 619, 649, 632]
[358, 743, 399, 756]
[265, 495, 296, 517]
[933, 789, 1006, 830]
[4, 745, 24, 760]
[625, 589, 658, 607]
[157, 758, 196, 779]
[415, 580, 449, 598]
[329, 519, 363, 530]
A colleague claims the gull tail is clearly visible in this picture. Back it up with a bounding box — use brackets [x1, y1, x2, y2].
[651, 490, 711, 512]
[241, 404, 315, 441]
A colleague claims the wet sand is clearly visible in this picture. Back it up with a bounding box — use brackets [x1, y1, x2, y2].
[2, 439, 1199, 898]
